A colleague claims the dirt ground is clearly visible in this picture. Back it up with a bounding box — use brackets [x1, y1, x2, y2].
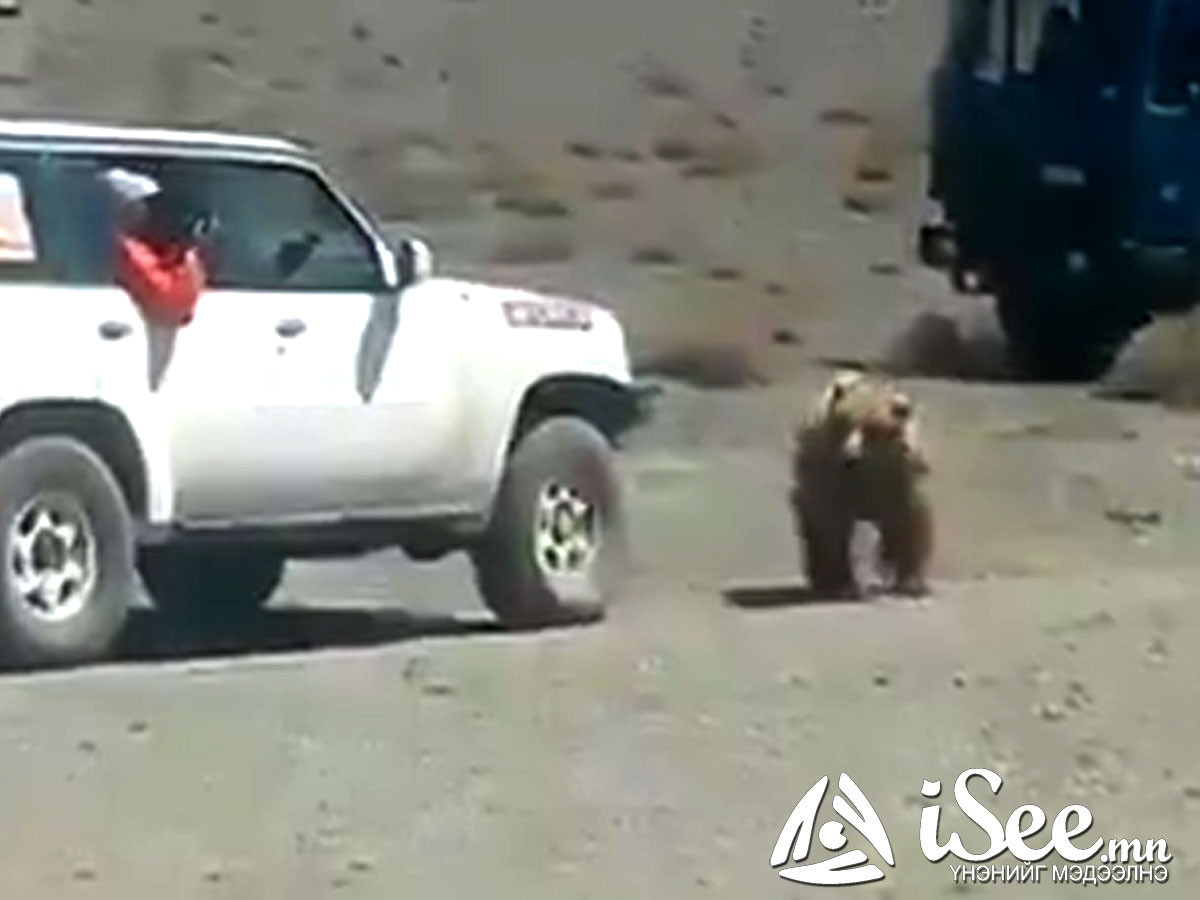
[1, 294, 1200, 898]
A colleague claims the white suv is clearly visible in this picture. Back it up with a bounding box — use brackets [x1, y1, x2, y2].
[0, 119, 649, 667]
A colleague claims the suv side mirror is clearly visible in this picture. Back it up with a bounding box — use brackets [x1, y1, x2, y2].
[395, 237, 434, 287]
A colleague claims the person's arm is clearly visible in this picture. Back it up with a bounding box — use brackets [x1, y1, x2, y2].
[115, 238, 206, 326]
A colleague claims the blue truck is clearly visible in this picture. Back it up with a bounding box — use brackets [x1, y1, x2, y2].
[920, 0, 1200, 377]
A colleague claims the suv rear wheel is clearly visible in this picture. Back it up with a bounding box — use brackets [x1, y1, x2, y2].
[138, 547, 285, 624]
[471, 417, 628, 627]
[0, 437, 136, 667]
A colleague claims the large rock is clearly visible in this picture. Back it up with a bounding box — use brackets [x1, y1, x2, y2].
[1099, 312, 1200, 407]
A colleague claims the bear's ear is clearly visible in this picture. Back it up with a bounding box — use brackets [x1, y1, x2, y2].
[817, 370, 862, 417]
[891, 394, 914, 421]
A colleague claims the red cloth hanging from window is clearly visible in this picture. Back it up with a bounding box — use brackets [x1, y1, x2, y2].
[114, 235, 206, 326]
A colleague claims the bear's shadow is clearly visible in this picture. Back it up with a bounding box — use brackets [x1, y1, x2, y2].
[722, 581, 889, 610]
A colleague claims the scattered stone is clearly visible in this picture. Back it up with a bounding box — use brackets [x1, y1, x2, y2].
[72, 867, 97, 883]
[1147, 636, 1169, 665]
[818, 107, 872, 127]
[127, 720, 149, 736]
[77, 739, 97, 754]
[590, 180, 637, 201]
[198, 11, 219, 25]
[1175, 453, 1200, 480]
[490, 234, 574, 266]
[347, 857, 375, 874]
[1183, 785, 1200, 801]
[420, 679, 456, 698]
[1064, 680, 1093, 711]
[951, 672, 968, 690]
[612, 148, 644, 163]
[202, 867, 225, 884]
[637, 655, 663, 675]
[402, 656, 430, 683]
[636, 63, 693, 100]
[493, 194, 570, 219]
[771, 327, 801, 346]
[1104, 506, 1163, 530]
[382, 53, 404, 69]
[869, 259, 903, 276]
[630, 246, 679, 267]
[1037, 702, 1067, 722]
[856, 164, 894, 185]
[871, 669, 892, 688]
[842, 193, 880, 216]
[707, 265, 742, 282]
[652, 138, 699, 163]
[765, 282, 787, 296]
[680, 162, 729, 180]
[351, 22, 372, 42]
[565, 140, 604, 160]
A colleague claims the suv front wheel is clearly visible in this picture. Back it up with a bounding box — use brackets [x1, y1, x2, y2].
[0, 437, 136, 667]
[471, 417, 628, 627]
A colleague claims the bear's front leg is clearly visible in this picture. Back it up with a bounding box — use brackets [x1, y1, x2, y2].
[878, 496, 933, 598]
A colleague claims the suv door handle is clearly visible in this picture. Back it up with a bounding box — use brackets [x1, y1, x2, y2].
[275, 318, 307, 339]
[98, 321, 133, 341]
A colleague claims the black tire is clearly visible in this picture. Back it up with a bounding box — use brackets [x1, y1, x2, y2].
[0, 437, 136, 667]
[995, 282, 1132, 382]
[138, 546, 285, 624]
[471, 416, 627, 627]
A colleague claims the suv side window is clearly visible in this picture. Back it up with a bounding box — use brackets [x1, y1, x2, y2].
[0, 151, 119, 285]
[0, 157, 40, 281]
[0, 151, 388, 293]
[181, 161, 387, 293]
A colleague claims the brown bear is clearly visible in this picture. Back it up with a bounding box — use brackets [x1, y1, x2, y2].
[789, 370, 933, 598]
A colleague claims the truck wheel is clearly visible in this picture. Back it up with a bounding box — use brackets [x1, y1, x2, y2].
[996, 286, 1127, 381]
[471, 417, 627, 627]
[138, 547, 285, 623]
[0, 437, 135, 667]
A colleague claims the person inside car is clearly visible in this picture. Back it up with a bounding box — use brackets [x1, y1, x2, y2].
[102, 167, 207, 327]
